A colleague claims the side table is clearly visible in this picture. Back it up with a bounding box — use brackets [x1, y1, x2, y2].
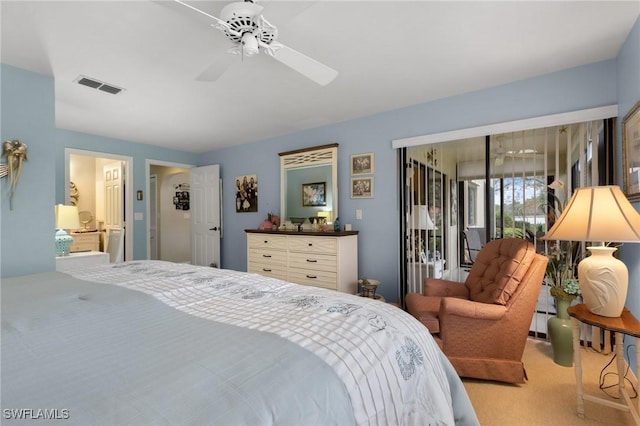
[568, 304, 640, 425]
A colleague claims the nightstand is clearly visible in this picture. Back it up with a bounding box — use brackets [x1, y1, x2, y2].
[568, 304, 640, 425]
[56, 251, 109, 272]
[70, 231, 101, 252]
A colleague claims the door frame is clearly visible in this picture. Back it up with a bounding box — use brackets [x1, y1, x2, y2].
[145, 159, 195, 260]
[65, 148, 134, 261]
[149, 174, 158, 260]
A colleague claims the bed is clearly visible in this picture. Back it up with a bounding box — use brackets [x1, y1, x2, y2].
[1, 261, 478, 425]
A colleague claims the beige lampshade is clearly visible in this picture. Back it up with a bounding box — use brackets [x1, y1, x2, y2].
[542, 186, 640, 243]
[411, 205, 436, 230]
[55, 204, 80, 230]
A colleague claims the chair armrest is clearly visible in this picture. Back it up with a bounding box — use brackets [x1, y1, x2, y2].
[440, 297, 507, 321]
[424, 278, 469, 298]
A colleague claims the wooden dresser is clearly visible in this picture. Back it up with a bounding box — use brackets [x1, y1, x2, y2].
[246, 230, 358, 293]
[70, 231, 101, 252]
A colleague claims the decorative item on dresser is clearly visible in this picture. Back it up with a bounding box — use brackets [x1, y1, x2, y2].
[246, 229, 358, 293]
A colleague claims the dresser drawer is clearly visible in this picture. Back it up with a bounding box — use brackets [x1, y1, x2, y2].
[70, 232, 100, 252]
[248, 248, 288, 266]
[288, 252, 336, 272]
[247, 263, 288, 281]
[288, 269, 338, 290]
[288, 237, 337, 254]
[247, 233, 287, 250]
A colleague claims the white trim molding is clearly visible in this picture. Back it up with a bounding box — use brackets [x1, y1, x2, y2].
[392, 105, 618, 148]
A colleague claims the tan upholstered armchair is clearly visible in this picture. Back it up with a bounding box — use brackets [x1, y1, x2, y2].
[405, 238, 548, 384]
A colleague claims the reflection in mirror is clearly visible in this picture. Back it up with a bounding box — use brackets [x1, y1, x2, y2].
[280, 144, 338, 227]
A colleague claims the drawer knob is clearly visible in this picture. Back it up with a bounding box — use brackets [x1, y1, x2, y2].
[263, 254, 272, 258]
[263, 268, 272, 272]
[306, 274, 317, 279]
[308, 243, 313, 246]
[264, 240, 268, 244]
[306, 259, 317, 263]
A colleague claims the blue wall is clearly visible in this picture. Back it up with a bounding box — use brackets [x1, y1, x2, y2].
[1, 64, 56, 276]
[201, 59, 621, 303]
[1, 63, 199, 277]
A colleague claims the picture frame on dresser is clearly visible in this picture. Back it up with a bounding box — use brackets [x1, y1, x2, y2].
[622, 100, 640, 201]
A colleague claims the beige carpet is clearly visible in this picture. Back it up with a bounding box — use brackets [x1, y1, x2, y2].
[462, 338, 637, 425]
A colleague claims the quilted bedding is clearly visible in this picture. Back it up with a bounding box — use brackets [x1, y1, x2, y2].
[1, 261, 478, 425]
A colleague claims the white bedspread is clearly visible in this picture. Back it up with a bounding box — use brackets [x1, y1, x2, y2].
[65, 261, 476, 425]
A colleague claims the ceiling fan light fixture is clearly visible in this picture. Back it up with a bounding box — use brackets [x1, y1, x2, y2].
[241, 33, 259, 56]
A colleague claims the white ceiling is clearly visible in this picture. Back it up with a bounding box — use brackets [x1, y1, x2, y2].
[1, 1, 638, 154]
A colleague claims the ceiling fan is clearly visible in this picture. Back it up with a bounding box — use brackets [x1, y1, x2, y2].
[174, 0, 338, 86]
[492, 135, 541, 167]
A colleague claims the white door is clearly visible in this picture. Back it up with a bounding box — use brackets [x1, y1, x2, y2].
[190, 165, 221, 267]
[149, 174, 158, 260]
[104, 161, 124, 231]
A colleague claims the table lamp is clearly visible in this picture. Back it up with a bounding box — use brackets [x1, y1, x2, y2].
[542, 186, 640, 317]
[412, 205, 437, 263]
[412, 205, 436, 231]
[55, 204, 80, 256]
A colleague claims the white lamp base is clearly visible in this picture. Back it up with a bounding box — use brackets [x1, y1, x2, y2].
[55, 229, 74, 256]
[578, 246, 628, 317]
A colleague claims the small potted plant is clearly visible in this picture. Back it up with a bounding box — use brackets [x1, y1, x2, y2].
[358, 278, 380, 299]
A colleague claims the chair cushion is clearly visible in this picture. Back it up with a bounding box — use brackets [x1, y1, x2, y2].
[465, 238, 535, 305]
[405, 293, 442, 334]
[415, 312, 440, 334]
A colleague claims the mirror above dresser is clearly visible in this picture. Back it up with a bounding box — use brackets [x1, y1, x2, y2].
[279, 143, 338, 228]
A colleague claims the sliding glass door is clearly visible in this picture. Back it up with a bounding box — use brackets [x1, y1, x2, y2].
[400, 118, 615, 337]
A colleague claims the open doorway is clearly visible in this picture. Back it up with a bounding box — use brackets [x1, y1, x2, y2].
[65, 149, 133, 261]
[146, 160, 221, 267]
[147, 161, 193, 262]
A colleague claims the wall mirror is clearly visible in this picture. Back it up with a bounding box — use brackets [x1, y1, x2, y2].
[280, 143, 338, 226]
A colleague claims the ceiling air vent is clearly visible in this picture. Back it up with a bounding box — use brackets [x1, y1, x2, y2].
[74, 75, 124, 95]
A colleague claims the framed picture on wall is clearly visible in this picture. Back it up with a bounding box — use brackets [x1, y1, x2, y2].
[235, 174, 258, 212]
[351, 177, 373, 198]
[351, 153, 374, 175]
[302, 182, 326, 206]
[622, 100, 640, 201]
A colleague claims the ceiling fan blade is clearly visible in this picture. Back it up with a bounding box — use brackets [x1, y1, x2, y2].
[174, 0, 224, 26]
[269, 44, 338, 86]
